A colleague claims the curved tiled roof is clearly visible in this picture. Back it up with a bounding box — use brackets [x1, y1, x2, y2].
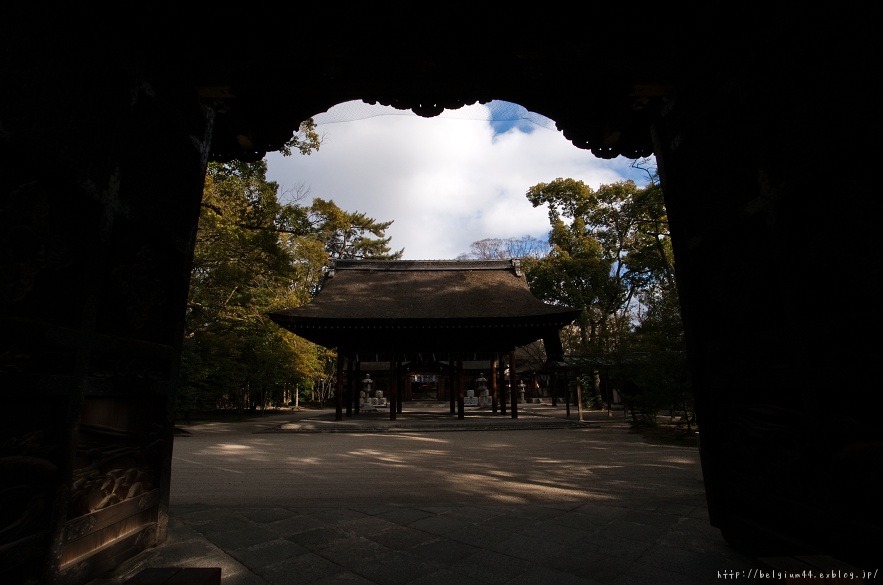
[269, 259, 579, 353]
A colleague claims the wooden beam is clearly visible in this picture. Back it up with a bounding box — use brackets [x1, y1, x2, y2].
[457, 355, 464, 419]
[354, 358, 361, 415]
[500, 353, 507, 416]
[509, 350, 518, 419]
[335, 352, 344, 421]
[490, 355, 499, 414]
[397, 360, 403, 414]
[449, 360, 456, 414]
[389, 354, 397, 421]
[344, 352, 355, 417]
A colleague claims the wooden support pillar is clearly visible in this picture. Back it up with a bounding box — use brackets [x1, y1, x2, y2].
[509, 350, 518, 419]
[397, 361, 403, 414]
[576, 377, 584, 422]
[345, 353, 353, 417]
[499, 353, 507, 416]
[551, 369, 558, 407]
[354, 358, 361, 415]
[449, 359, 456, 414]
[490, 356, 499, 414]
[457, 355, 465, 419]
[335, 352, 344, 421]
[389, 355, 397, 421]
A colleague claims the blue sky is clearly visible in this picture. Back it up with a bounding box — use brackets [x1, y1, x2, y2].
[265, 100, 654, 260]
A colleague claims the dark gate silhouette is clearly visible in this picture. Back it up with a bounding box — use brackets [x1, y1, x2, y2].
[1, 8, 879, 584]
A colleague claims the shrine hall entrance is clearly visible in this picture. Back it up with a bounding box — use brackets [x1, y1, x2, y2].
[410, 372, 440, 401]
[357, 357, 500, 404]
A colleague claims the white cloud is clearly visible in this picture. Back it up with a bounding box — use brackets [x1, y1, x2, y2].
[266, 101, 653, 260]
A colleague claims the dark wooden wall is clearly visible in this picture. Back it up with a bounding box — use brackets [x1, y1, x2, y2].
[652, 32, 881, 563]
[0, 33, 213, 584]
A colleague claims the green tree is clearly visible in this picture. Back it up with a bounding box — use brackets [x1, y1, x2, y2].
[523, 178, 644, 354]
[181, 158, 316, 414]
[180, 127, 403, 415]
[621, 180, 677, 295]
[305, 197, 403, 296]
[619, 280, 693, 428]
[522, 174, 691, 423]
[308, 197, 404, 261]
[278, 118, 322, 157]
[617, 179, 691, 426]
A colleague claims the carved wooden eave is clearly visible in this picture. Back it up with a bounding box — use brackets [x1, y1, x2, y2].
[171, 13, 687, 162]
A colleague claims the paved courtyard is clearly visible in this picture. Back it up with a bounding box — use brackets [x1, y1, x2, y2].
[91, 405, 760, 585]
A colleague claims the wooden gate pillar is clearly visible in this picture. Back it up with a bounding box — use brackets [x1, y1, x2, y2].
[335, 353, 344, 421]
[509, 350, 518, 419]
[389, 355, 397, 421]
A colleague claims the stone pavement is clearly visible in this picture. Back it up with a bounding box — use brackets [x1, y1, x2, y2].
[88, 403, 763, 585]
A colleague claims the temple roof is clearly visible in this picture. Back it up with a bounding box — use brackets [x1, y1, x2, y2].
[269, 259, 580, 354]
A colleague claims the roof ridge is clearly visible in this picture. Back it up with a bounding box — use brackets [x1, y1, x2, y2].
[332, 259, 520, 271]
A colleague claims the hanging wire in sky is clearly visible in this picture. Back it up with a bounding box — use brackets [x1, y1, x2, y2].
[311, 100, 559, 132]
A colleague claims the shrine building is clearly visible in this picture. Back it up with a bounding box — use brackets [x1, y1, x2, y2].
[269, 259, 581, 420]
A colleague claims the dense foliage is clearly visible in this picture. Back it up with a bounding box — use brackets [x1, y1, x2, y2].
[518, 172, 691, 426]
[178, 135, 401, 416]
